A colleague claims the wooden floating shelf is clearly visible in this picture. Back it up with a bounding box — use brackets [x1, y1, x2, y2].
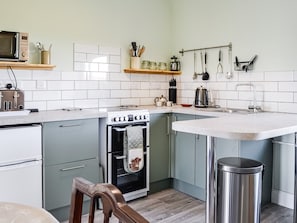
[124, 68, 181, 75]
[0, 62, 55, 70]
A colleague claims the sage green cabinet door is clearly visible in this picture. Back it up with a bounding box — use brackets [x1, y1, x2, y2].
[149, 113, 170, 183]
[43, 119, 99, 165]
[195, 134, 206, 189]
[272, 134, 295, 195]
[44, 158, 99, 210]
[174, 114, 196, 185]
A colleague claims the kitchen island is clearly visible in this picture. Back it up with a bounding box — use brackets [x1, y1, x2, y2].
[172, 112, 297, 223]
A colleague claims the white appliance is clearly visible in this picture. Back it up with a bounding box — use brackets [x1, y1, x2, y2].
[0, 124, 42, 208]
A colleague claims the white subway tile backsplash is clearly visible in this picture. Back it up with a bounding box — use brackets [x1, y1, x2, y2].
[33, 91, 61, 101]
[7, 42, 297, 113]
[62, 71, 87, 80]
[259, 82, 278, 91]
[140, 97, 154, 105]
[99, 46, 121, 55]
[25, 101, 46, 110]
[110, 64, 121, 73]
[121, 98, 140, 105]
[131, 90, 149, 98]
[278, 103, 297, 114]
[131, 74, 149, 82]
[87, 72, 109, 81]
[111, 90, 130, 98]
[98, 63, 109, 72]
[279, 82, 297, 92]
[24, 91, 33, 101]
[110, 72, 130, 81]
[74, 62, 88, 71]
[20, 81, 36, 90]
[264, 71, 294, 81]
[121, 82, 141, 90]
[99, 98, 120, 107]
[110, 55, 121, 64]
[150, 89, 167, 98]
[74, 99, 99, 108]
[218, 91, 238, 100]
[47, 81, 74, 90]
[74, 52, 87, 62]
[88, 90, 110, 99]
[47, 100, 74, 110]
[14, 70, 32, 80]
[87, 54, 108, 63]
[99, 81, 120, 89]
[140, 82, 150, 89]
[262, 102, 278, 112]
[75, 80, 98, 90]
[62, 90, 87, 100]
[238, 72, 264, 82]
[264, 92, 294, 102]
[32, 70, 61, 80]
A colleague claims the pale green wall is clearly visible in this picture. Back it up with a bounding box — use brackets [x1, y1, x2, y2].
[1, 0, 172, 70]
[2, 0, 297, 72]
[171, 0, 297, 72]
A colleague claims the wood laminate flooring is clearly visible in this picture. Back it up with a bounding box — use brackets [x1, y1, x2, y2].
[65, 189, 293, 223]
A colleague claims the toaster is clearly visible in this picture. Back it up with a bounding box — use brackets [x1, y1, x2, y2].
[0, 89, 24, 111]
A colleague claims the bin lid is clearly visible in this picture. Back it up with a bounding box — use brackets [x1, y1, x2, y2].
[217, 157, 263, 174]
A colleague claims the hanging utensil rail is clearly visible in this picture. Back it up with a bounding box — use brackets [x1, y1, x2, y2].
[179, 42, 232, 56]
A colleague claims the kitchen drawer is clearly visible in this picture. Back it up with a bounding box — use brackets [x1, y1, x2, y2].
[44, 158, 100, 210]
[43, 119, 98, 165]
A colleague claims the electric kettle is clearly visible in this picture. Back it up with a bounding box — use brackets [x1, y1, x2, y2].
[194, 86, 208, 108]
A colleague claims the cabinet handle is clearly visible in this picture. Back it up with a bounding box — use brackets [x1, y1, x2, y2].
[59, 124, 81, 128]
[60, 165, 86, 171]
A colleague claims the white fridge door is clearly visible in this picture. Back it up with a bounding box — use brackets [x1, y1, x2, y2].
[0, 125, 41, 165]
[0, 160, 42, 208]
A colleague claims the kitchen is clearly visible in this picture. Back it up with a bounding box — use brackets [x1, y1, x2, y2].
[1, 0, 297, 222]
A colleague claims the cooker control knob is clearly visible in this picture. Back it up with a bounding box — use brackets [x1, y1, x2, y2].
[123, 116, 127, 121]
[142, 115, 146, 120]
[134, 115, 139, 120]
[114, 117, 119, 122]
[119, 117, 122, 122]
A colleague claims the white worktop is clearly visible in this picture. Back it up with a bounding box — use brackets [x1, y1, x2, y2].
[172, 112, 297, 140]
[1, 105, 297, 141]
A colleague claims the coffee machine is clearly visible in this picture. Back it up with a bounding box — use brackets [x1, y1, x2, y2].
[169, 78, 176, 104]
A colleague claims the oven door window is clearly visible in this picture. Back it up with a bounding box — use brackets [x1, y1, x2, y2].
[111, 153, 147, 194]
[111, 123, 147, 153]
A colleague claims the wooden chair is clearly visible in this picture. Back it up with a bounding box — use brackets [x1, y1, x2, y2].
[69, 177, 149, 223]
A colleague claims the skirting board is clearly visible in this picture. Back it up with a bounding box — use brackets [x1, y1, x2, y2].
[271, 189, 294, 209]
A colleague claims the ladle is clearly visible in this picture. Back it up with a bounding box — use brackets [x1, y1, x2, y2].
[202, 52, 209, 80]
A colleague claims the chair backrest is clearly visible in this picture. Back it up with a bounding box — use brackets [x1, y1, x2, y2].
[69, 177, 149, 223]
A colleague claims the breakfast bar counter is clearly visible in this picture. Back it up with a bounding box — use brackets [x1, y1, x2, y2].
[172, 112, 297, 223]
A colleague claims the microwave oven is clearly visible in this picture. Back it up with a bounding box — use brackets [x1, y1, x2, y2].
[0, 31, 29, 62]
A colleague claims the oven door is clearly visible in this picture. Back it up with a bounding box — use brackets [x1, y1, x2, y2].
[109, 151, 147, 194]
[107, 122, 149, 194]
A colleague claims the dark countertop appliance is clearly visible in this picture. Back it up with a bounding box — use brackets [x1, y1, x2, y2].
[169, 78, 176, 104]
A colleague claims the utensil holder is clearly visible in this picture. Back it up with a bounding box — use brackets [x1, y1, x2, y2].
[130, 57, 140, 69]
[41, 50, 50, 64]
